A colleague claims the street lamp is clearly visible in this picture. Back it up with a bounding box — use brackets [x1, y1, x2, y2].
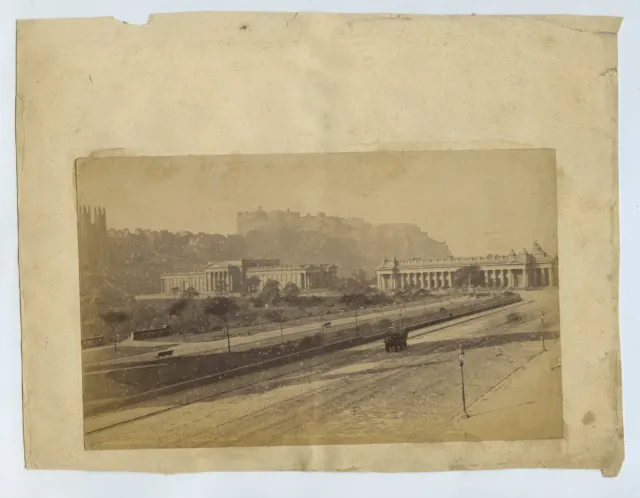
[320, 312, 324, 336]
[540, 310, 546, 351]
[458, 344, 469, 418]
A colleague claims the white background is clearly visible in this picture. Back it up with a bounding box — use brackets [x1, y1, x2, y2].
[1, 1, 638, 497]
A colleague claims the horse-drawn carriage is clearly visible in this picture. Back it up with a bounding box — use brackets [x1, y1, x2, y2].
[383, 326, 409, 352]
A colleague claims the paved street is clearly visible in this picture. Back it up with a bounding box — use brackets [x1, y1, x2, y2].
[84, 294, 471, 367]
[85, 290, 561, 449]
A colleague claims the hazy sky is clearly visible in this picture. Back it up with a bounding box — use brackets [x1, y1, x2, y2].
[76, 149, 558, 257]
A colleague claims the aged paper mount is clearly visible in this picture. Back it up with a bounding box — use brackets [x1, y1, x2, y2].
[16, 12, 622, 475]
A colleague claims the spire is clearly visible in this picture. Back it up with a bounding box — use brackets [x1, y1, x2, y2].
[532, 240, 544, 254]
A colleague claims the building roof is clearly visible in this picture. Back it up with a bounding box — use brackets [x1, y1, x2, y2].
[376, 242, 556, 271]
[161, 265, 208, 276]
[162, 260, 337, 277]
[248, 263, 337, 272]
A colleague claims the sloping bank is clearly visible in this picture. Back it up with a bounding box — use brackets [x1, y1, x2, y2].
[84, 295, 522, 417]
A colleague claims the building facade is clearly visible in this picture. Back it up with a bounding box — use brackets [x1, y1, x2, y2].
[237, 207, 370, 236]
[77, 205, 108, 266]
[375, 242, 558, 291]
[161, 259, 339, 295]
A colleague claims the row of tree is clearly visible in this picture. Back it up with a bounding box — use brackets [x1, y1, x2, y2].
[97, 266, 445, 353]
[99, 281, 412, 353]
[100, 286, 240, 353]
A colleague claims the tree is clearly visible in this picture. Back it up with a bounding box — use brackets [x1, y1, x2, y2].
[180, 286, 202, 336]
[339, 293, 369, 334]
[259, 279, 280, 306]
[337, 269, 372, 294]
[248, 296, 265, 308]
[203, 297, 240, 353]
[413, 288, 430, 299]
[242, 276, 261, 296]
[182, 286, 200, 300]
[167, 298, 188, 317]
[391, 264, 401, 290]
[353, 269, 371, 287]
[453, 265, 483, 288]
[265, 309, 286, 343]
[393, 290, 410, 321]
[171, 286, 180, 300]
[99, 310, 130, 351]
[167, 298, 190, 338]
[215, 281, 229, 296]
[282, 282, 300, 304]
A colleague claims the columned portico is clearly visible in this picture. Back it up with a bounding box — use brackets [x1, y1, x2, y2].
[375, 242, 558, 292]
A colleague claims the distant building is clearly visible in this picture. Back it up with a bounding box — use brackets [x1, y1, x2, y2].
[375, 241, 558, 291]
[77, 205, 108, 266]
[161, 258, 339, 295]
[236, 207, 370, 236]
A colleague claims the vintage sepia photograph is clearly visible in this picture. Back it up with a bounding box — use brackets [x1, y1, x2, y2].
[76, 149, 562, 450]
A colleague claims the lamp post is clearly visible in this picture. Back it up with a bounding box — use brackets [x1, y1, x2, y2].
[458, 344, 469, 418]
[320, 312, 324, 336]
[540, 310, 546, 351]
[280, 317, 284, 344]
[225, 322, 232, 353]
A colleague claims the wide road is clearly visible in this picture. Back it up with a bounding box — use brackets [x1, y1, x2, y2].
[85, 294, 472, 367]
[85, 290, 562, 449]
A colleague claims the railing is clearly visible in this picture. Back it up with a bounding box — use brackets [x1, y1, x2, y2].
[399, 295, 523, 333]
[132, 326, 172, 340]
[81, 337, 105, 349]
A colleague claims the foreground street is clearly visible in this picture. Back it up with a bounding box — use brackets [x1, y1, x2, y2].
[85, 290, 561, 449]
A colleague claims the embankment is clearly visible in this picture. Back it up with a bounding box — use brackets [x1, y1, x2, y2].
[84, 294, 522, 416]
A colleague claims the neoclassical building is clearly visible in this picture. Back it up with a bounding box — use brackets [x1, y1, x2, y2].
[161, 258, 338, 295]
[375, 242, 558, 291]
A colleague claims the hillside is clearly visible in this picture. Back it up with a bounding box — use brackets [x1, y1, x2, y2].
[78, 216, 450, 338]
[95, 218, 450, 296]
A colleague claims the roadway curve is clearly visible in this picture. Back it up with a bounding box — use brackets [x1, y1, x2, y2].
[85, 290, 561, 449]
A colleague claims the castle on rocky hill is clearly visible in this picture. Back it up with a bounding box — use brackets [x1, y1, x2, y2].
[237, 207, 372, 236]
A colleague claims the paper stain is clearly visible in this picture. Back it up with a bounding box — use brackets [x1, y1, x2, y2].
[581, 411, 595, 425]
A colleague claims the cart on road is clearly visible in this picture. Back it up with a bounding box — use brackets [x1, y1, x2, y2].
[383, 326, 409, 352]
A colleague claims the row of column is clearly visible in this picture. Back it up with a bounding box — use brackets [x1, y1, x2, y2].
[162, 275, 209, 294]
[531, 267, 553, 287]
[161, 269, 343, 295]
[256, 271, 304, 291]
[208, 271, 230, 292]
[378, 271, 456, 290]
[256, 270, 339, 291]
[377, 266, 555, 290]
